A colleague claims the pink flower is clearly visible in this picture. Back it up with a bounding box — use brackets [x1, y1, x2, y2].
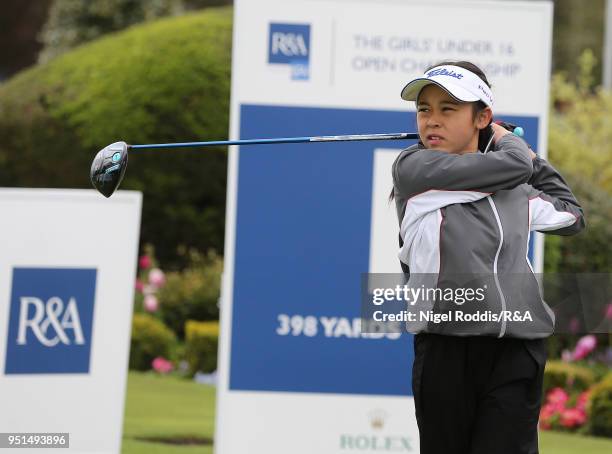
[577, 334, 597, 351]
[576, 390, 591, 412]
[539, 418, 552, 430]
[143, 294, 158, 312]
[572, 335, 597, 360]
[541, 387, 590, 431]
[148, 268, 166, 289]
[540, 403, 557, 419]
[139, 255, 151, 270]
[152, 357, 173, 374]
[561, 349, 573, 362]
[539, 403, 558, 430]
[559, 408, 586, 428]
[604, 303, 612, 321]
[547, 387, 569, 408]
[135, 279, 144, 293]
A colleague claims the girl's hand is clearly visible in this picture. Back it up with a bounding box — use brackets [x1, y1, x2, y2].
[491, 122, 511, 144]
[491, 122, 537, 160]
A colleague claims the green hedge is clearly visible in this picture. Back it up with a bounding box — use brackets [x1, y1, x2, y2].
[587, 373, 612, 437]
[543, 360, 596, 395]
[0, 7, 232, 267]
[184, 320, 219, 375]
[130, 313, 177, 370]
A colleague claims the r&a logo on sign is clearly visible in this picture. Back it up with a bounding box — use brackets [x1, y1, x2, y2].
[17, 296, 85, 346]
[5, 268, 97, 374]
[268, 23, 311, 81]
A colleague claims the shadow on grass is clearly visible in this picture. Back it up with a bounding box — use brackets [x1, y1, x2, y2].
[132, 436, 213, 446]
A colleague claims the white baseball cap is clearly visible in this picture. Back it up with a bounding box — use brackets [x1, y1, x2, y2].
[400, 64, 494, 108]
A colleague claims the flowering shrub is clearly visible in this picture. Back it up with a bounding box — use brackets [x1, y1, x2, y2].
[152, 356, 174, 374]
[134, 244, 166, 314]
[543, 360, 595, 395]
[157, 249, 222, 339]
[129, 313, 176, 371]
[540, 387, 590, 431]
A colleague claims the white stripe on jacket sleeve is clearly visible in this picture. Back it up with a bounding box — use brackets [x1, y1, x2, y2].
[529, 196, 577, 232]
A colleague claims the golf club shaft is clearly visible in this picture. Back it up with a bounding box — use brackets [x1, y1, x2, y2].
[128, 132, 419, 150]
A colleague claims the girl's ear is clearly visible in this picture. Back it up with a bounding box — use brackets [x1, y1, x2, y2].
[476, 107, 493, 130]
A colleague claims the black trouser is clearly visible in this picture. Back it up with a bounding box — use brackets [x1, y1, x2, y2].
[412, 333, 547, 454]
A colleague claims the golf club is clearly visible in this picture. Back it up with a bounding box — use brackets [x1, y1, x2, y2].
[90, 132, 419, 198]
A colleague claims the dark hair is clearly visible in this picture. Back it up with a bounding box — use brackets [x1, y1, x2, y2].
[389, 60, 492, 202]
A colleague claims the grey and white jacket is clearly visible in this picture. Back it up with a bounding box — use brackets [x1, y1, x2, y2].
[391, 134, 585, 339]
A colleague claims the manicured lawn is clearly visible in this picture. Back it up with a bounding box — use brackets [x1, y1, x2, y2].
[540, 431, 612, 454]
[122, 371, 612, 453]
[123, 371, 215, 453]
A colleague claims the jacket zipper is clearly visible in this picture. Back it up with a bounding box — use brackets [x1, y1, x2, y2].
[487, 196, 507, 338]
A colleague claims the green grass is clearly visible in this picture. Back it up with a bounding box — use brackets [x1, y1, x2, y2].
[540, 431, 612, 454]
[122, 371, 215, 453]
[122, 371, 612, 453]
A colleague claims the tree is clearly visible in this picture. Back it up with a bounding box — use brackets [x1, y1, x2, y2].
[38, 0, 184, 63]
[0, 0, 52, 80]
[552, 0, 606, 85]
[545, 50, 612, 272]
[0, 0, 233, 77]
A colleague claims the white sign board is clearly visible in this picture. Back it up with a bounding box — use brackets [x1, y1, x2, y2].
[0, 189, 142, 453]
[217, 1, 552, 453]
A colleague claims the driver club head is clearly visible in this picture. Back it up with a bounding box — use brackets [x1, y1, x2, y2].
[90, 141, 129, 198]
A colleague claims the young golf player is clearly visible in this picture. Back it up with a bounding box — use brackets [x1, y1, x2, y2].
[391, 61, 585, 454]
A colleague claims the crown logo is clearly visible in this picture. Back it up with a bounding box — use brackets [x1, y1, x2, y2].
[368, 409, 388, 430]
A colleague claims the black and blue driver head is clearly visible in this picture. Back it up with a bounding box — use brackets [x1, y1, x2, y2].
[90, 141, 129, 198]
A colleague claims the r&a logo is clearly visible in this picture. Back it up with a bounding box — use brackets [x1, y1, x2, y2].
[268, 23, 311, 80]
[17, 296, 85, 346]
[5, 268, 97, 374]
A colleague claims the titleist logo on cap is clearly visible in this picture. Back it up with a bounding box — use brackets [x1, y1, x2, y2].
[426, 68, 464, 79]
